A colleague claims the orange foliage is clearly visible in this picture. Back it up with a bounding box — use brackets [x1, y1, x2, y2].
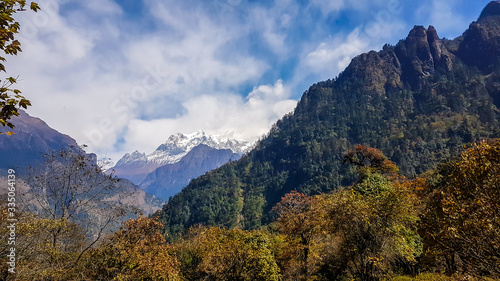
[83, 216, 180, 280]
[344, 144, 399, 178]
[421, 139, 500, 275]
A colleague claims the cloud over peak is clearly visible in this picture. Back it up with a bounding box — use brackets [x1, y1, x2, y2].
[6, 0, 488, 162]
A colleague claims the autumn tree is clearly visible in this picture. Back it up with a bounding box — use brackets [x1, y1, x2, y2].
[0, 0, 39, 133]
[421, 139, 500, 276]
[323, 179, 422, 280]
[22, 147, 128, 271]
[344, 144, 399, 182]
[0, 194, 87, 280]
[14, 216, 85, 280]
[173, 226, 281, 281]
[0, 200, 32, 280]
[315, 146, 422, 280]
[273, 191, 323, 280]
[81, 216, 180, 280]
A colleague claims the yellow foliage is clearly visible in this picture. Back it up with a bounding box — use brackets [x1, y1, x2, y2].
[173, 226, 281, 281]
[82, 216, 181, 281]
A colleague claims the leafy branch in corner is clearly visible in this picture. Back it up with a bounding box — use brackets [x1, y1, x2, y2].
[0, 0, 40, 134]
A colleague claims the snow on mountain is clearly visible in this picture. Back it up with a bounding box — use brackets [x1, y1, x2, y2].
[140, 144, 241, 200]
[115, 151, 148, 166]
[111, 131, 250, 184]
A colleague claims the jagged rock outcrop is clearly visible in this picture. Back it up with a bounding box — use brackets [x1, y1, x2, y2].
[342, 25, 456, 91]
[458, 0, 500, 71]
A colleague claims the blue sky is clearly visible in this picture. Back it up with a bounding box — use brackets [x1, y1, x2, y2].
[5, 0, 493, 162]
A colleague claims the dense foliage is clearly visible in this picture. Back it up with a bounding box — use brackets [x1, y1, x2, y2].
[173, 226, 281, 281]
[81, 216, 181, 280]
[3, 143, 499, 280]
[420, 139, 500, 276]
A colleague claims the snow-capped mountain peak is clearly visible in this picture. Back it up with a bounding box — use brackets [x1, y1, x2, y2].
[148, 131, 249, 165]
[111, 131, 250, 184]
[115, 150, 147, 166]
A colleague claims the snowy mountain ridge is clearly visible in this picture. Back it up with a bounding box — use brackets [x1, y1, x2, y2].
[116, 131, 250, 167]
[111, 131, 251, 184]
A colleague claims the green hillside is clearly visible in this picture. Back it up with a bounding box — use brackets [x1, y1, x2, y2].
[157, 6, 500, 239]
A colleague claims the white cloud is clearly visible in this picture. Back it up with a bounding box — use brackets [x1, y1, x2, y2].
[246, 4, 296, 56]
[310, 0, 345, 15]
[300, 14, 406, 82]
[3, 0, 428, 164]
[305, 30, 368, 76]
[416, 0, 469, 39]
[120, 80, 297, 156]
[79, 0, 123, 16]
[5, 0, 292, 163]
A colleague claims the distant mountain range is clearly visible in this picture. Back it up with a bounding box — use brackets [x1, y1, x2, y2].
[0, 110, 249, 208]
[140, 144, 241, 200]
[0, 110, 164, 215]
[110, 131, 250, 199]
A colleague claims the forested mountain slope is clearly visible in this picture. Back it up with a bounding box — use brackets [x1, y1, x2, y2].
[158, 2, 500, 238]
